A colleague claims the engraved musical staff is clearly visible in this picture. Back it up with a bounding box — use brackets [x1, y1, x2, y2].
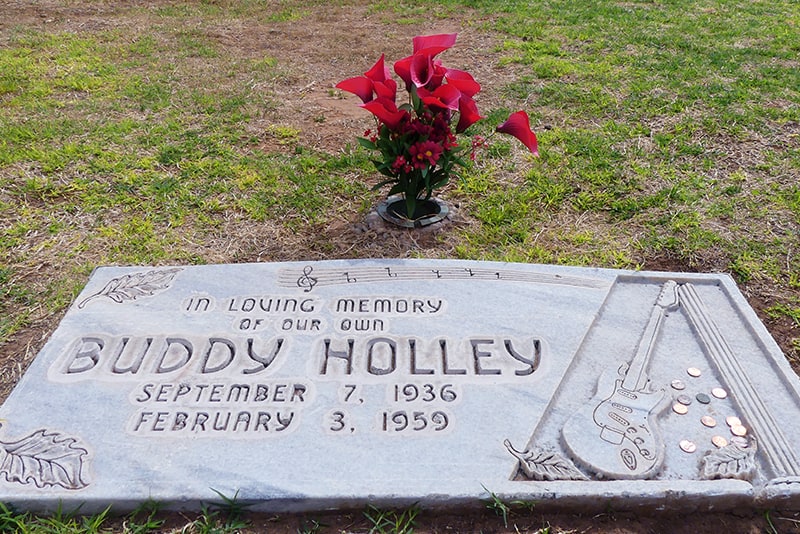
[279, 265, 610, 292]
[296, 266, 318, 293]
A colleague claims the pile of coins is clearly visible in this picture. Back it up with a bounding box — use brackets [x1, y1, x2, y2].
[670, 367, 749, 454]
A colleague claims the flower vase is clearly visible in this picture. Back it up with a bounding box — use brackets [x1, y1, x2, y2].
[377, 195, 449, 228]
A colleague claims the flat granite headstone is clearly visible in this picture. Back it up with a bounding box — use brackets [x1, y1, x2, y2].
[2, 259, 800, 513]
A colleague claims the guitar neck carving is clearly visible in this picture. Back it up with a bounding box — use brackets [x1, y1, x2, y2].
[560, 280, 679, 479]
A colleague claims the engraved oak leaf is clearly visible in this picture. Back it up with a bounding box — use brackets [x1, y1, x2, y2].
[702, 437, 758, 481]
[0, 429, 89, 490]
[78, 267, 182, 309]
[504, 439, 588, 481]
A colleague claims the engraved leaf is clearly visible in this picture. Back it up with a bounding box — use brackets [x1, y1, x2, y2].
[702, 439, 758, 481]
[0, 429, 89, 489]
[504, 439, 588, 481]
[78, 267, 182, 308]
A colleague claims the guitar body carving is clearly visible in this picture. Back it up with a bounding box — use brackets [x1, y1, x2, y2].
[561, 281, 679, 480]
[561, 364, 668, 479]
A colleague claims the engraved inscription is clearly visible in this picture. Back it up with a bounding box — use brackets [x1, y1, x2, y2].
[127, 380, 310, 436]
[317, 337, 542, 377]
[52, 335, 288, 380]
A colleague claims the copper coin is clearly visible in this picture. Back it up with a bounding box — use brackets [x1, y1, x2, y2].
[711, 387, 728, 399]
[671, 379, 686, 390]
[687, 367, 702, 377]
[731, 436, 749, 448]
[677, 394, 692, 406]
[731, 424, 748, 437]
[696, 393, 711, 404]
[711, 435, 729, 448]
[672, 402, 689, 415]
[726, 416, 742, 427]
[679, 439, 697, 453]
[701, 415, 717, 428]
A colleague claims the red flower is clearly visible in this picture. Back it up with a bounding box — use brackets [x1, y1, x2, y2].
[392, 155, 408, 172]
[364, 53, 392, 83]
[335, 75, 374, 104]
[444, 68, 480, 97]
[417, 84, 461, 111]
[497, 111, 539, 155]
[409, 140, 443, 168]
[412, 33, 458, 55]
[455, 95, 483, 133]
[362, 97, 409, 130]
[395, 33, 457, 90]
[335, 54, 397, 103]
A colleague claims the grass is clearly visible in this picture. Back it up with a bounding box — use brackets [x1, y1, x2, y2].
[363, 505, 419, 534]
[0, 0, 799, 530]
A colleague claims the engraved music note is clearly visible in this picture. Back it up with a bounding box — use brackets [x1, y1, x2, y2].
[465, 268, 475, 277]
[343, 272, 357, 283]
[386, 267, 398, 278]
[432, 270, 442, 279]
[296, 266, 318, 292]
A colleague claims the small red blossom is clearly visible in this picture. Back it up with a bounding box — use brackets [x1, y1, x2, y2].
[470, 135, 488, 161]
[392, 155, 408, 172]
[409, 141, 443, 168]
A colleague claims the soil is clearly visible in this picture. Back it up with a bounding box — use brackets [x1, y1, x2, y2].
[1, 1, 799, 532]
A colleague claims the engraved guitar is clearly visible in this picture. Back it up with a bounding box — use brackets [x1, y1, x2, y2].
[561, 280, 679, 479]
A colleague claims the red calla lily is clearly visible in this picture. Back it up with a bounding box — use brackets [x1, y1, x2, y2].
[335, 76, 374, 103]
[393, 55, 413, 89]
[373, 79, 397, 101]
[361, 97, 408, 130]
[336, 54, 396, 103]
[497, 111, 539, 155]
[410, 53, 435, 88]
[444, 68, 480, 97]
[418, 84, 461, 111]
[364, 53, 391, 83]
[456, 95, 483, 133]
[412, 33, 458, 55]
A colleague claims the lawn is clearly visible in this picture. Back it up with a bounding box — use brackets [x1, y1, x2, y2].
[1, 0, 799, 531]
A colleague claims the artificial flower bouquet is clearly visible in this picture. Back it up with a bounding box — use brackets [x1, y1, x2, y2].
[337, 33, 539, 221]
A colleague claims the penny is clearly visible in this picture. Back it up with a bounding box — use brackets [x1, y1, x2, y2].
[711, 435, 729, 448]
[672, 402, 689, 415]
[696, 393, 711, 404]
[726, 416, 742, 427]
[679, 439, 697, 453]
[671, 379, 686, 391]
[731, 436, 749, 448]
[687, 367, 702, 377]
[677, 394, 692, 406]
[711, 387, 728, 399]
[701, 415, 717, 428]
[731, 424, 748, 437]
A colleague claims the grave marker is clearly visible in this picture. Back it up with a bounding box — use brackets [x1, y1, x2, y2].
[1, 259, 799, 512]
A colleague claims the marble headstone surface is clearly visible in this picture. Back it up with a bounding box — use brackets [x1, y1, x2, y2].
[1, 259, 800, 513]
